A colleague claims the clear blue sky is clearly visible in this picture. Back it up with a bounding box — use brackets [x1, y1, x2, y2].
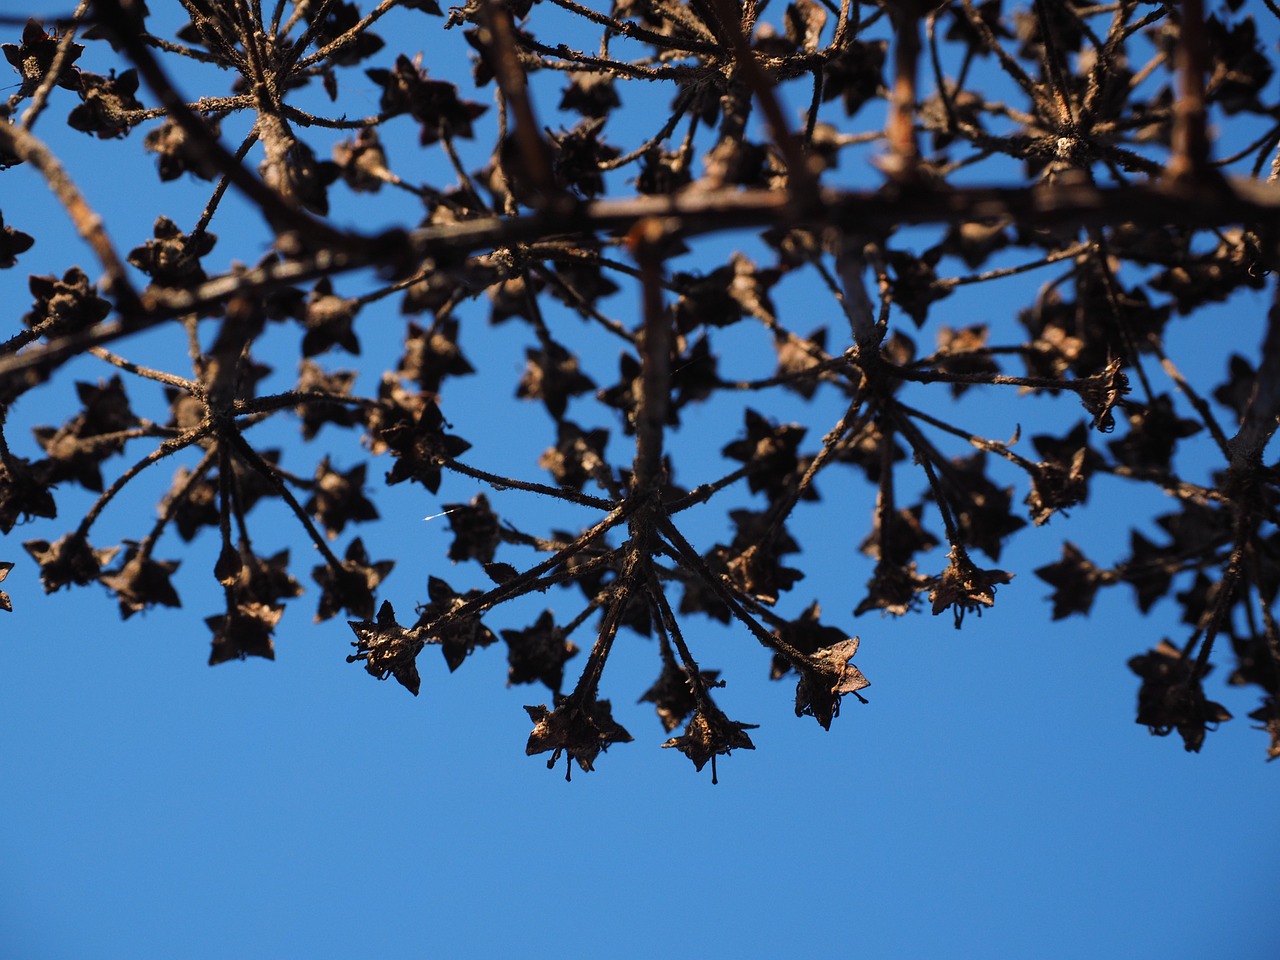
[0, 3, 1276, 959]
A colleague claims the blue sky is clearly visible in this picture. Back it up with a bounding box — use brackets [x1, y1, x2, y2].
[1, 2, 1278, 958]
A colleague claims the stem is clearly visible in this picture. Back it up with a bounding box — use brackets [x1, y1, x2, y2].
[629, 219, 671, 496]
[444, 457, 614, 511]
[1168, 0, 1212, 181]
[479, 0, 565, 209]
[884, 5, 922, 178]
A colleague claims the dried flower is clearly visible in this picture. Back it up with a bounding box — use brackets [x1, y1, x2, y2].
[640, 661, 721, 732]
[365, 378, 471, 492]
[0, 560, 13, 612]
[100, 543, 181, 619]
[414, 575, 497, 672]
[207, 602, 283, 665]
[525, 696, 632, 779]
[930, 546, 1013, 628]
[794, 637, 870, 730]
[1079, 358, 1131, 433]
[348, 600, 425, 695]
[503, 611, 579, 692]
[0, 211, 34, 268]
[311, 537, 394, 622]
[1129, 640, 1232, 752]
[24, 534, 118, 593]
[663, 704, 757, 784]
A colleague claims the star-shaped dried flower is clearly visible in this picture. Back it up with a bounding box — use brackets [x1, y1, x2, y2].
[365, 54, 486, 143]
[884, 247, 951, 327]
[413, 575, 497, 672]
[722, 408, 806, 500]
[929, 546, 1013, 628]
[144, 116, 222, 181]
[1034, 542, 1113, 619]
[0, 211, 35, 269]
[821, 38, 886, 117]
[365, 377, 471, 492]
[724, 541, 803, 606]
[100, 542, 181, 619]
[1024, 423, 1102, 526]
[0, 457, 57, 533]
[161, 466, 218, 542]
[23, 267, 111, 337]
[931, 324, 1001, 397]
[548, 117, 619, 197]
[207, 601, 283, 665]
[1107, 394, 1202, 474]
[306, 458, 379, 539]
[525, 695, 633, 779]
[127, 216, 217, 289]
[793, 636, 870, 729]
[332, 127, 393, 193]
[936, 453, 1025, 561]
[398, 318, 475, 393]
[442, 492, 500, 564]
[673, 252, 779, 333]
[294, 360, 362, 440]
[771, 601, 854, 678]
[302, 278, 361, 357]
[636, 146, 692, 195]
[640, 661, 722, 732]
[558, 71, 619, 118]
[24, 533, 118, 593]
[348, 600, 425, 695]
[67, 69, 143, 139]
[3, 19, 83, 96]
[1119, 530, 1179, 613]
[32, 376, 139, 492]
[671, 334, 720, 411]
[538, 421, 610, 491]
[516, 342, 596, 420]
[854, 559, 931, 618]
[503, 610, 579, 692]
[1129, 639, 1232, 752]
[312, 537, 394, 622]
[860, 502, 938, 566]
[303, 0, 384, 65]
[676, 568, 732, 623]
[663, 702, 757, 784]
[773, 328, 829, 399]
[0, 560, 12, 612]
[235, 547, 304, 607]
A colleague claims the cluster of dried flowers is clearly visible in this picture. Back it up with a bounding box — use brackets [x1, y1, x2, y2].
[1, 0, 1279, 777]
